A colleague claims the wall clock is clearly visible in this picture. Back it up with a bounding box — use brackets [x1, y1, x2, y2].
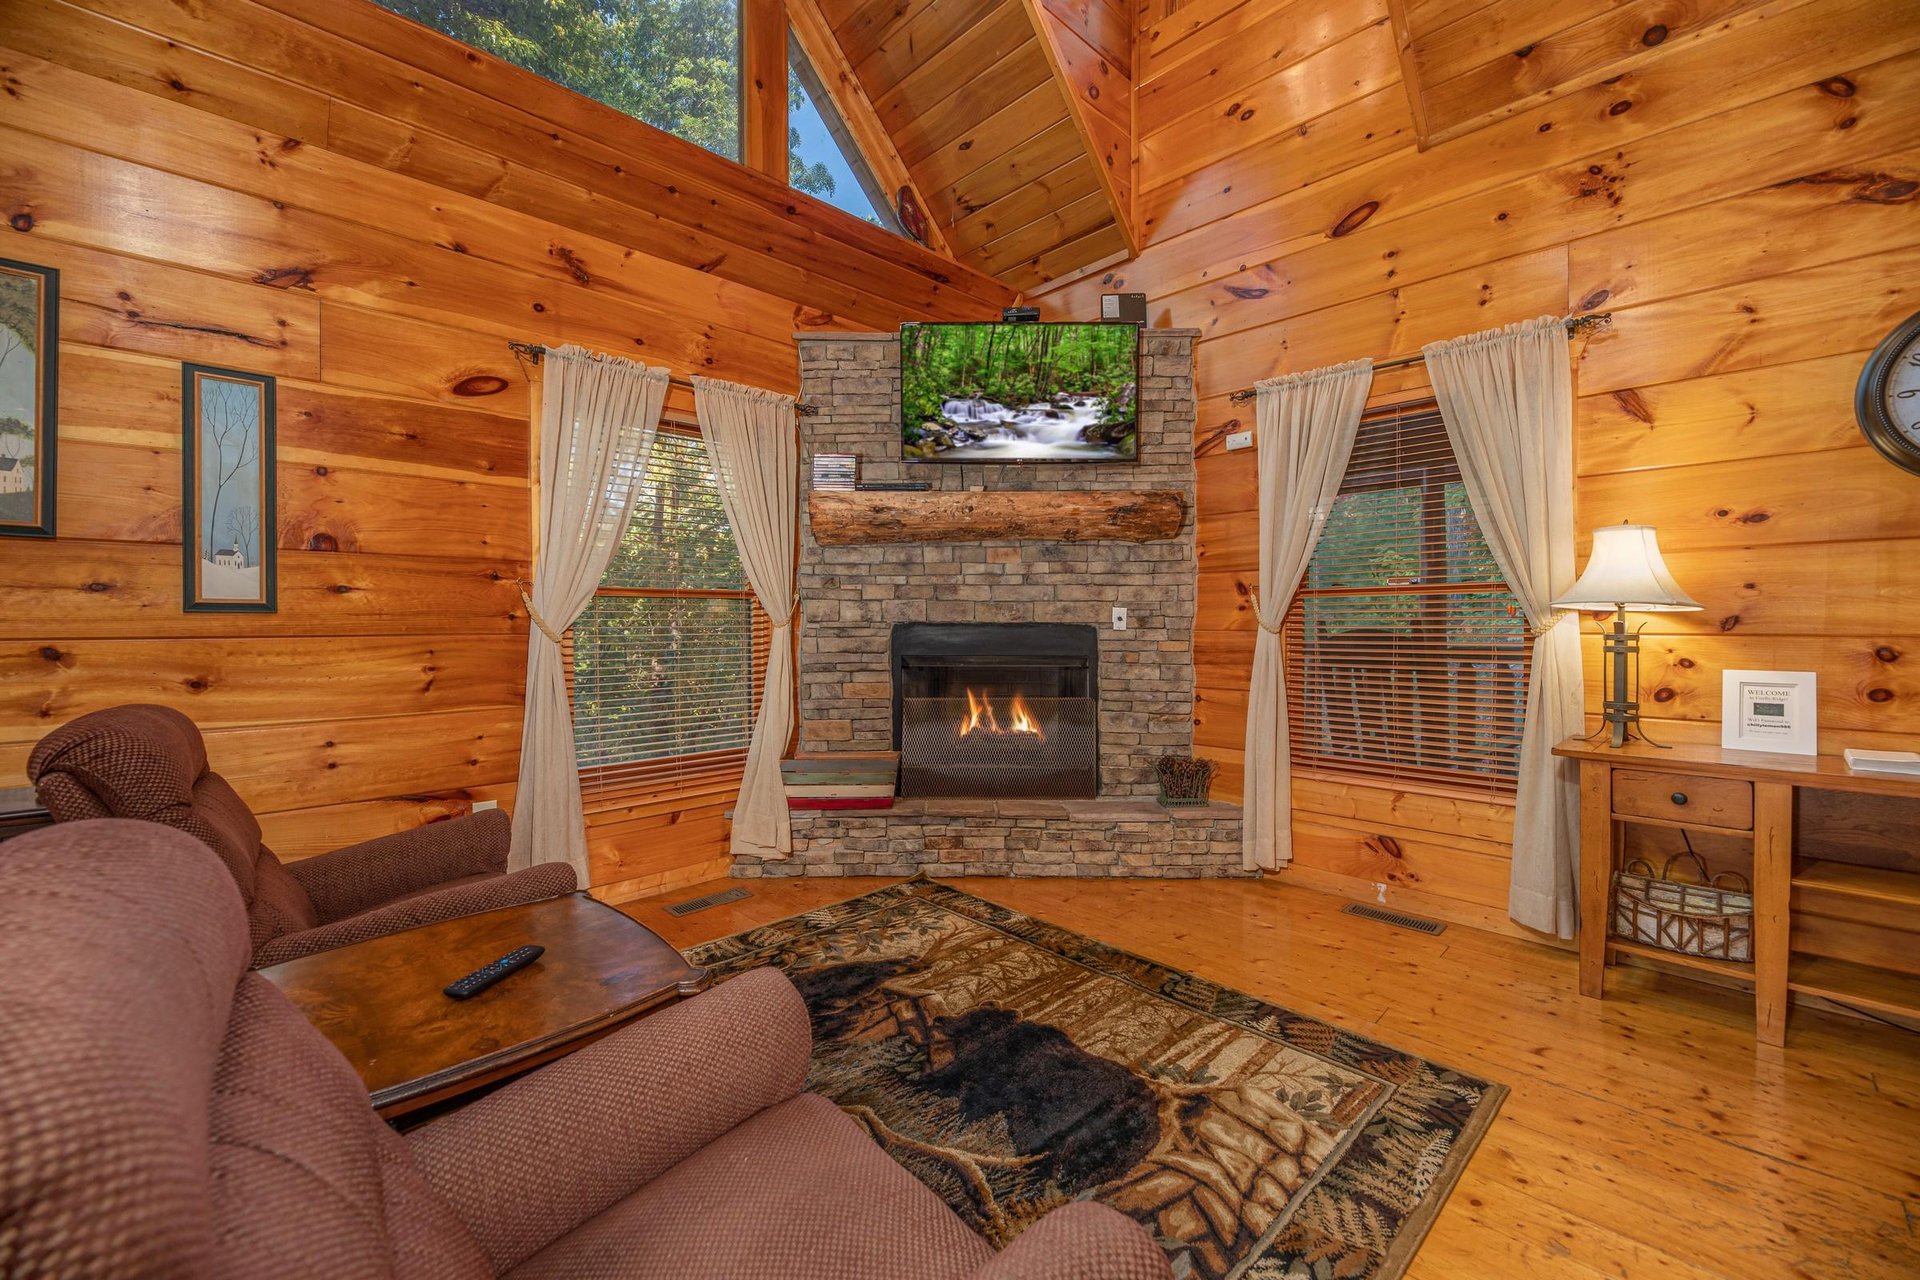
[1855, 309, 1920, 475]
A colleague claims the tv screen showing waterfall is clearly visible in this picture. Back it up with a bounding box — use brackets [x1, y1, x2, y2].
[900, 322, 1140, 463]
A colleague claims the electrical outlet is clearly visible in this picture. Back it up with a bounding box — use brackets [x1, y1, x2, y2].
[1111, 606, 1128, 631]
[1225, 430, 1254, 452]
[1373, 882, 1388, 904]
[473, 799, 499, 812]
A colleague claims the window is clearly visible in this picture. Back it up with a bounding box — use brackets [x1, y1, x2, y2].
[378, 0, 743, 160]
[568, 428, 769, 798]
[1285, 401, 1529, 796]
[787, 33, 903, 231]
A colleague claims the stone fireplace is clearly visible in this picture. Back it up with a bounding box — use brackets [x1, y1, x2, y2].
[893, 622, 1099, 799]
[730, 327, 1246, 881]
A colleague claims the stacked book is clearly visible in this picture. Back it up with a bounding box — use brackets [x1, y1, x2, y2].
[782, 751, 898, 810]
[811, 453, 859, 491]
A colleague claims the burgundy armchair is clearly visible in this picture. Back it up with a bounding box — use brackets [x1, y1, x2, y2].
[27, 703, 576, 966]
[0, 820, 1172, 1279]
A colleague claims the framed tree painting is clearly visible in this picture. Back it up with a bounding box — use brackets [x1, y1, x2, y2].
[182, 363, 276, 612]
[0, 257, 58, 539]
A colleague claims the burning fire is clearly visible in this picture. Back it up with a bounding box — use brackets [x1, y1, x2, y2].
[957, 688, 1044, 740]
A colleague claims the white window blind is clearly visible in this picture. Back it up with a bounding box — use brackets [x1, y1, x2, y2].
[1284, 400, 1529, 796]
[568, 427, 769, 801]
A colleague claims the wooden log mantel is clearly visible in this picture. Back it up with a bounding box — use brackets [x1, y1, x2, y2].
[808, 490, 1187, 544]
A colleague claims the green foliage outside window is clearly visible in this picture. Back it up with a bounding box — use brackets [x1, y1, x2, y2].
[571, 431, 759, 777]
[786, 64, 834, 200]
[571, 595, 756, 770]
[1306, 481, 1509, 637]
[600, 432, 743, 591]
[380, 0, 830, 190]
[1290, 410, 1527, 788]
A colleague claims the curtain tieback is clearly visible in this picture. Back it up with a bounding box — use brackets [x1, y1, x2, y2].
[1247, 590, 1283, 636]
[1528, 609, 1575, 638]
[513, 578, 566, 645]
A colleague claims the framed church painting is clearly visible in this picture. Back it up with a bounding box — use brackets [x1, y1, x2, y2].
[182, 363, 277, 612]
[0, 257, 58, 539]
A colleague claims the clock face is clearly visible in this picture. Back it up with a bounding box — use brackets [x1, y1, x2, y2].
[1857, 311, 1920, 474]
[1884, 337, 1920, 446]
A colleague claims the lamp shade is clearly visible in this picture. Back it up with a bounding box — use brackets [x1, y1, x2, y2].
[1552, 523, 1702, 612]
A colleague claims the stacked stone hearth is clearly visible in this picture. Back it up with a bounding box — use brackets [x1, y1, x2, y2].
[732, 328, 1246, 880]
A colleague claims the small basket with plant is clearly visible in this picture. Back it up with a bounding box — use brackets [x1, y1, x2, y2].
[1155, 755, 1216, 808]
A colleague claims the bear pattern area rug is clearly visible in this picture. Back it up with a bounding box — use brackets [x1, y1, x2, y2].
[684, 879, 1505, 1280]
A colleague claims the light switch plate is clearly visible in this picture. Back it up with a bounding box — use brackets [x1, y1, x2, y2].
[1111, 606, 1128, 631]
[1225, 430, 1254, 451]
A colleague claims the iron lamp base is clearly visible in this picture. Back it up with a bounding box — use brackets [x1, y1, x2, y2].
[1583, 605, 1670, 750]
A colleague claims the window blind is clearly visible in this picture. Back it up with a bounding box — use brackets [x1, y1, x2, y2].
[568, 428, 769, 802]
[1284, 401, 1529, 796]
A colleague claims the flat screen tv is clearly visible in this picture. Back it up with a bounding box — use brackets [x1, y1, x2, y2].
[901, 321, 1139, 463]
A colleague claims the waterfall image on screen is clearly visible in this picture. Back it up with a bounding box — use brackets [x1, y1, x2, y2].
[901, 322, 1139, 463]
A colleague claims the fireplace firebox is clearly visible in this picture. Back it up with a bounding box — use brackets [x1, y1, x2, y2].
[890, 623, 1099, 798]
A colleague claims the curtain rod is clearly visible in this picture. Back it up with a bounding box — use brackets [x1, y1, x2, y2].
[507, 341, 820, 415]
[1226, 313, 1612, 403]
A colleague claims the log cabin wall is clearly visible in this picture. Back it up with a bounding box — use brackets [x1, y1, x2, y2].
[0, 0, 1015, 903]
[1035, 0, 1920, 936]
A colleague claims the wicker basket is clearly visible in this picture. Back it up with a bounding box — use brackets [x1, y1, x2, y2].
[1610, 844, 1753, 962]
[1155, 755, 1215, 809]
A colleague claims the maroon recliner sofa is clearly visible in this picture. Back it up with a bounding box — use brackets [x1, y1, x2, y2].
[0, 819, 1173, 1279]
[27, 703, 576, 966]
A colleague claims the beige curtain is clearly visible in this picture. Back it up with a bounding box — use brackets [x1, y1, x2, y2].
[509, 347, 669, 882]
[1243, 358, 1373, 872]
[1424, 316, 1581, 938]
[693, 376, 798, 862]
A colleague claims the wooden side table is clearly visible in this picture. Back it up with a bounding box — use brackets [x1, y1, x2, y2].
[1556, 738, 1920, 1046]
[0, 786, 53, 843]
[262, 893, 708, 1117]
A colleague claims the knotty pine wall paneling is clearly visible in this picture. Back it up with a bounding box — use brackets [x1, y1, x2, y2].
[0, 0, 1016, 903]
[1038, 0, 1920, 936]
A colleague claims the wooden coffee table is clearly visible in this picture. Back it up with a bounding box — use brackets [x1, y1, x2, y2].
[261, 893, 708, 1118]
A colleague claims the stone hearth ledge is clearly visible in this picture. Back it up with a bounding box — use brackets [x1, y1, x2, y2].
[732, 798, 1248, 881]
[878, 797, 1241, 821]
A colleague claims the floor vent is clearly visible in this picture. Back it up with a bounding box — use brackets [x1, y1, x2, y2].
[664, 886, 751, 917]
[1341, 902, 1446, 936]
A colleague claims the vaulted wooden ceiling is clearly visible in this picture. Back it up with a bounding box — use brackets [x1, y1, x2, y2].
[808, 0, 1781, 290]
[799, 0, 1136, 294]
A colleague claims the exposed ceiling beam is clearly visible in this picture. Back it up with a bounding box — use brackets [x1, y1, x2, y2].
[1018, 0, 1138, 257]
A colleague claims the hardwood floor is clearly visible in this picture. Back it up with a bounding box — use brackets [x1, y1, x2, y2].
[623, 874, 1920, 1279]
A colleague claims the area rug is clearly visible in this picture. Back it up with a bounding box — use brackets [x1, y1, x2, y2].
[684, 879, 1505, 1280]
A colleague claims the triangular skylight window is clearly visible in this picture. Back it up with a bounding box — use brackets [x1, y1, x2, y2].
[788, 34, 903, 233]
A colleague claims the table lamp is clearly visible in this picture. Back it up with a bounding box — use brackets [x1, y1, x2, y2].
[1552, 523, 1702, 748]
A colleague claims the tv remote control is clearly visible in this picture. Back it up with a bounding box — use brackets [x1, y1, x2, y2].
[443, 945, 544, 999]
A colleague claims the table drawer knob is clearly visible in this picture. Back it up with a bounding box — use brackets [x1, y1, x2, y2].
[1671, 791, 1688, 806]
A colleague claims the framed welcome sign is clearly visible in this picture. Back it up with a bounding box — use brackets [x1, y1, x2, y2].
[1721, 669, 1817, 756]
[182, 363, 277, 612]
[0, 256, 58, 539]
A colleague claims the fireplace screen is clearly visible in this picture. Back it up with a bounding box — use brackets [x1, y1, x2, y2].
[891, 623, 1098, 798]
